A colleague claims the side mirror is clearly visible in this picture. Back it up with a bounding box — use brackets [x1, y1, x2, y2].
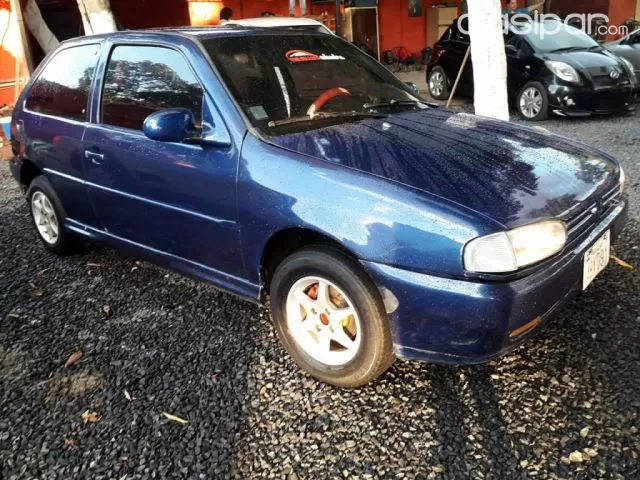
[405, 82, 420, 94]
[505, 44, 519, 56]
[143, 108, 197, 143]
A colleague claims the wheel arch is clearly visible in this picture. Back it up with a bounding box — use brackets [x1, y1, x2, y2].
[19, 158, 43, 188]
[259, 227, 362, 297]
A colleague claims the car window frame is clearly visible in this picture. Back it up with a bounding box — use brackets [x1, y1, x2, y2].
[96, 42, 207, 135]
[627, 31, 640, 45]
[23, 42, 103, 125]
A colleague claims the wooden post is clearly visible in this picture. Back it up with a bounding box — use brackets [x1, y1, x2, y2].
[335, 0, 342, 36]
[447, 45, 470, 108]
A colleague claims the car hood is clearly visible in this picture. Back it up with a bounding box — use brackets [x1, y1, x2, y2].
[545, 48, 624, 70]
[270, 109, 617, 227]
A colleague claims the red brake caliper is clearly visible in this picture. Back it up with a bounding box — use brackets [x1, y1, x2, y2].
[308, 283, 330, 326]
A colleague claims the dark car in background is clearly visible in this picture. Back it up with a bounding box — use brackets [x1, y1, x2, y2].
[427, 19, 637, 120]
[607, 28, 640, 84]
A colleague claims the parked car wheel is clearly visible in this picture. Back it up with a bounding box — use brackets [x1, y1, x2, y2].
[270, 245, 394, 388]
[516, 81, 549, 121]
[27, 176, 79, 255]
[428, 66, 450, 101]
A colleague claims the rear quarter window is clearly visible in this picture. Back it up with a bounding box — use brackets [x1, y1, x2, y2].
[25, 44, 101, 121]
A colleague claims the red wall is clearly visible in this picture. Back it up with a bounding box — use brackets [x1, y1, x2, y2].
[379, 0, 468, 57]
[217, 0, 307, 19]
[608, 0, 636, 39]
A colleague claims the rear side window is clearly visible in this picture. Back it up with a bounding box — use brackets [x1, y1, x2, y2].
[25, 44, 100, 121]
[101, 45, 204, 131]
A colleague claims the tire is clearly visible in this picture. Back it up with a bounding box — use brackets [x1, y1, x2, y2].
[516, 81, 549, 121]
[428, 66, 450, 101]
[27, 176, 80, 255]
[270, 245, 394, 388]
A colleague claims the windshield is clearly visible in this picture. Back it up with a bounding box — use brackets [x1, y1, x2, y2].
[518, 21, 599, 52]
[202, 33, 425, 135]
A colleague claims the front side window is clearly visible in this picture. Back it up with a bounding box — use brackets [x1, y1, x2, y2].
[628, 31, 640, 45]
[202, 34, 424, 135]
[101, 45, 204, 131]
[25, 44, 100, 121]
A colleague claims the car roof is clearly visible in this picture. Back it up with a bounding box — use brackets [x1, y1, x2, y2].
[57, 25, 328, 47]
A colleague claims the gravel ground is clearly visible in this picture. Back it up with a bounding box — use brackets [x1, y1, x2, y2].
[1, 108, 639, 480]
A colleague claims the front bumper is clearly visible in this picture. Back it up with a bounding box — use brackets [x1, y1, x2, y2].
[361, 200, 628, 365]
[548, 84, 635, 117]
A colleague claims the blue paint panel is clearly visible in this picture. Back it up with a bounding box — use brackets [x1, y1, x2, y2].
[270, 108, 619, 228]
[362, 200, 627, 362]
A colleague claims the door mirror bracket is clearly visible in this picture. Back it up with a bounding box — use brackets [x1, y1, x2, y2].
[505, 44, 519, 57]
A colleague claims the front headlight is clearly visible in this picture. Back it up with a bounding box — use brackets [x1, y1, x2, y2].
[545, 60, 581, 84]
[464, 221, 567, 273]
[620, 58, 637, 84]
[620, 166, 626, 194]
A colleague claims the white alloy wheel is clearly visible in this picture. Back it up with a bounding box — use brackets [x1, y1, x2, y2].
[520, 87, 543, 119]
[285, 276, 362, 367]
[31, 191, 59, 245]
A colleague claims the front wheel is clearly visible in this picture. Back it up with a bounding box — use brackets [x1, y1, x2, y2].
[270, 246, 394, 388]
[516, 81, 549, 121]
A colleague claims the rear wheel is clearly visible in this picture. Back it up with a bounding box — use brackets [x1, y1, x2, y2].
[428, 66, 450, 101]
[27, 176, 80, 255]
[516, 81, 549, 121]
[270, 245, 394, 388]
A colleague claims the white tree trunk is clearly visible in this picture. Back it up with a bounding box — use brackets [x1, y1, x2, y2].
[23, 0, 59, 54]
[467, 0, 509, 120]
[77, 0, 117, 35]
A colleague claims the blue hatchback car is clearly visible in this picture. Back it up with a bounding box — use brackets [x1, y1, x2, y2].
[9, 27, 627, 387]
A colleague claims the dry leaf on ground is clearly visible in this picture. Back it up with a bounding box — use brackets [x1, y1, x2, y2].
[80, 410, 100, 423]
[611, 255, 634, 270]
[162, 412, 188, 424]
[64, 351, 83, 368]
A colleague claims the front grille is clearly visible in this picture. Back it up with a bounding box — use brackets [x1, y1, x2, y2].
[566, 186, 621, 244]
[592, 73, 630, 89]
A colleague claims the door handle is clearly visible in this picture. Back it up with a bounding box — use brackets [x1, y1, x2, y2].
[84, 150, 104, 165]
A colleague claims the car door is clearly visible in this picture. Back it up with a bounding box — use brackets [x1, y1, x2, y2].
[441, 19, 473, 95]
[20, 43, 102, 227]
[504, 34, 533, 98]
[82, 43, 243, 277]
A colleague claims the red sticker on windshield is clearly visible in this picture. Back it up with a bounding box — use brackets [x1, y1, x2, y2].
[286, 50, 321, 63]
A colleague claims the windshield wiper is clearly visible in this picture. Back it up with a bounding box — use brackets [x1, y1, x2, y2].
[268, 111, 387, 128]
[363, 99, 438, 110]
[549, 46, 585, 53]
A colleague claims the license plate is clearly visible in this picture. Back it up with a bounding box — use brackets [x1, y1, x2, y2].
[583, 230, 611, 290]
